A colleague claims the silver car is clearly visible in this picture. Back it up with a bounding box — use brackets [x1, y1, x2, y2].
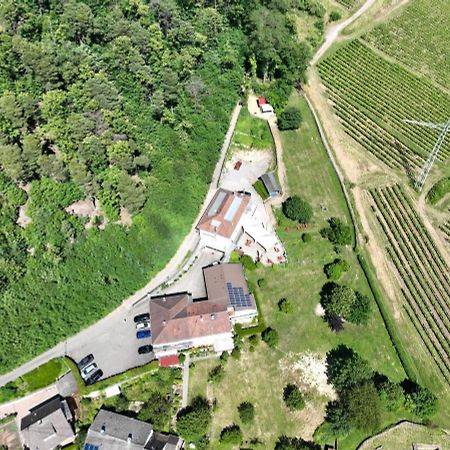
[136, 321, 150, 330]
[81, 362, 98, 379]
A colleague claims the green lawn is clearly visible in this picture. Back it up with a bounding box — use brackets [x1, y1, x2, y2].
[230, 107, 274, 154]
[253, 179, 269, 200]
[0, 358, 68, 403]
[188, 92, 407, 449]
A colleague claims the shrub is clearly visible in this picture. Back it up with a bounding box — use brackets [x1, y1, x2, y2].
[178, 353, 186, 364]
[231, 347, 241, 360]
[405, 384, 438, 418]
[241, 254, 256, 271]
[314, 20, 324, 32]
[283, 196, 313, 223]
[347, 291, 371, 325]
[377, 380, 404, 411]
[323, 259, 350, 280]
[347, 382, 381, 433]
[261, 327, 279, 348]
[329, 10, 341, 22]
[138, 391, 171, 429]
[320, 217, 352, 246]
[220, 424, 243, 444]
[278, 106, 302, 130]
[220, 351, 229, 363]
[275, 435, 321, 449]
[283, 384, 305, 410]
[176, 396, 211, 443]
[248, 334, 260, 346]
[258, 278, 267, 288]
[238, 401, 255, 423]
[278, 298, 293, 313]
[302, 232, 312, 243]
[323, 400, 350, 435]
[208, 365, 225, 383]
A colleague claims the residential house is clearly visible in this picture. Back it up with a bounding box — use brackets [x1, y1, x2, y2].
[21, 395, 75, 450]
[83, 409, 183, 450]
[150, 263, 257, 358]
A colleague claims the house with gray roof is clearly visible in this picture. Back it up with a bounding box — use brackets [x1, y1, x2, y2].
[20, 395, 75, 450]
[84, 409, 183, 450]
[260, 172, 281, 198]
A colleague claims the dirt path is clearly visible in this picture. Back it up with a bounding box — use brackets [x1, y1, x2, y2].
[0, 102, 242, 389]
[311, 0, 377, 65]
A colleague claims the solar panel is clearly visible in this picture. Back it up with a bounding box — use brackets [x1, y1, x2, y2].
[226, 283, 252, 308]
[84, 444, 99, 450]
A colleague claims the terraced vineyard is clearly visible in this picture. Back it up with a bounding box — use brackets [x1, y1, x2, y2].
[335, 0, 358, 8]
[369, 185, 450, 383]
[318, 40, 450, 172]
[440, 220, 450, 244]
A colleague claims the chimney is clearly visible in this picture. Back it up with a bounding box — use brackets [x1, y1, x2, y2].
[162, 320, 166, 326]
[128, 433, 132, 443]
[199, 315, 203, 321]
[211, 314, 215, 320]
[101, 424, 105, 434]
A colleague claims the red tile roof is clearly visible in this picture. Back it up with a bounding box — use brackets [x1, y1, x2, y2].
[257, 96, 266, 106]
[159, 355, 180, 367]
[196, 189, 250, 238]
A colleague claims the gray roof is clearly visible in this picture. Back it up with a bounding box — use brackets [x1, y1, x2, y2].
[261, 172, 281, 195]
[85, 410, 153, 450]
[85, 410, 182, 450]
[21, 396, 74, 450]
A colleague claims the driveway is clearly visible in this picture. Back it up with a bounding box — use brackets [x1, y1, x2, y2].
[161, 248, 224, 299]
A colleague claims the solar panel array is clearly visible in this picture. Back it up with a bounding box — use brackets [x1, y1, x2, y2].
[226, 282, 252, 308]
[84, 444, 99, 450]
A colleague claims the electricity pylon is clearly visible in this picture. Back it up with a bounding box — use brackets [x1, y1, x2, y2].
[404, 117, 450, 191]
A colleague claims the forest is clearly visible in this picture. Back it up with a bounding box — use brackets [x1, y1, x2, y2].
[0, 0, 311, 372]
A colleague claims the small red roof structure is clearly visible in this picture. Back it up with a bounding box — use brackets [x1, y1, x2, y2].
[159, 355, 180, 367]
[234, 161, 242, 171]
[257, 96, 266, 106]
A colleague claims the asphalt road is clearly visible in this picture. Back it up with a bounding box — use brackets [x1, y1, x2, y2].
[0, 102, 242, 388]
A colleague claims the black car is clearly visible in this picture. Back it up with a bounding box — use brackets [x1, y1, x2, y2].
[134, 313, 150, 323]
[138, 345, 153, 354]
[85, 369, 103, 385]
[77, 354, 94, 370]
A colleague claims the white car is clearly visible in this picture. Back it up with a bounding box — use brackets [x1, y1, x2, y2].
[136, 321, 150, 330]
[81, 362, 98, 379]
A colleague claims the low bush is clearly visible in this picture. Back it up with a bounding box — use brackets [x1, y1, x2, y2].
[278, 298, 293, 313]
[329, 10, 341, 22]
[258, 278, 268, 288]
[261, 327, 279, 348]
[220, 424, 243, 444]
[283, 384, 305, 411]
[323, 258, 350, 280]
[302, 232, 312, 243]
[320, 217, 352, 246]
[208, 365, 225, 383]
[278, 107, 302, 130]
[238, 401, 255, 423]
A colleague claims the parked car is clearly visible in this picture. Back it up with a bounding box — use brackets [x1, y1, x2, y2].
[134, 313, 150, 323]
[136, 321, 150, 330]
[77, 354, 94, 370]
[138, 345, 153, 354]
[85, 369, 103, 385]
[136, 330, 151, 339]
[81, 362, 98, 379]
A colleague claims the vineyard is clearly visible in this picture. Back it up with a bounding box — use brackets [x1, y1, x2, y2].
[335, 0, 358, 8]
[317, 40, 450, 172]
[369, 184, 450, 383]
[363, 0, 450, 88]
[439, 220, 450, 244]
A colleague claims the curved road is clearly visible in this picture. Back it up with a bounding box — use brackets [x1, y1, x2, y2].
[0, 103, 242, 388]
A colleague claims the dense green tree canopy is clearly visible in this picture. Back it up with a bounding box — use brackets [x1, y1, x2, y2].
[283, 196, 313, 223]
[347, 382, 381, 433]
[176, 396, 211, 443]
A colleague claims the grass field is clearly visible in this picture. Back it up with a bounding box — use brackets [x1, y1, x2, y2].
[317, 40, 450, 174]
[189, 92, 407, 449]
[229, 107, 274, 154]
[363, 0, 450, 88]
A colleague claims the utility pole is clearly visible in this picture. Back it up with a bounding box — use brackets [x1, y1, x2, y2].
[404, 117, 450, 191]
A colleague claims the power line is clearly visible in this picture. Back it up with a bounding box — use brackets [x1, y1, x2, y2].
[404, 117, 450, 191]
